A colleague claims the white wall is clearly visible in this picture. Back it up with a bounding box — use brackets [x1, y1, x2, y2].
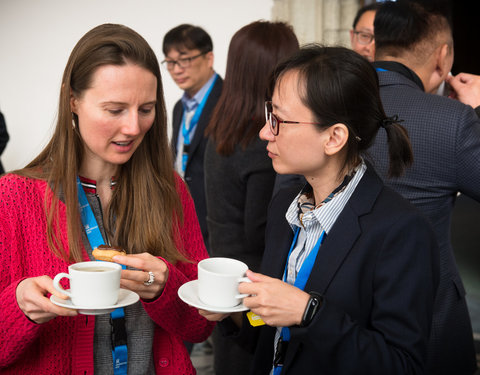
[0, 0, 273, 170]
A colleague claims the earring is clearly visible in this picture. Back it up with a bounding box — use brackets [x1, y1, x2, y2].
[71, 113, 76, 129]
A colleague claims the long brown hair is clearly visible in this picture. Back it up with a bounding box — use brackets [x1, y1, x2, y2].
[205, 21, 299, 155]
[14, 24, 184, 263]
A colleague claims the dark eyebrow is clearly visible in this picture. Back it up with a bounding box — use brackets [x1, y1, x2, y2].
[141, 101, 157, 106]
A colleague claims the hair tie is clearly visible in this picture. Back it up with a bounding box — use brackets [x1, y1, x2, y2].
[381, 115, 403, 128]
[380, 115, 403, 129]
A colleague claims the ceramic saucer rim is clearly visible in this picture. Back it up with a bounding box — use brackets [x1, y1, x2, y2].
[178, 279, 249, 313]
[50, 288, 139, 314]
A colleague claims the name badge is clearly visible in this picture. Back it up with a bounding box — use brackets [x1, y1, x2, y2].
[246, 311, 265, 327]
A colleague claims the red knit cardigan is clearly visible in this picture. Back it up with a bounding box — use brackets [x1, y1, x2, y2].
[0, 173, 214, 374]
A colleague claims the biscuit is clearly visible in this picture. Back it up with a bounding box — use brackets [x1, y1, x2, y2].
[92, 244, 126, 262]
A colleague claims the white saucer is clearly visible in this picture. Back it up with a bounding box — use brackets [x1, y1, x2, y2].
[178, 280, 249, 313]
[50, 289, 140, 315]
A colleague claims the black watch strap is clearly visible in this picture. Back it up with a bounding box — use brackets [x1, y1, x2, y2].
[300, 292, 323, 327]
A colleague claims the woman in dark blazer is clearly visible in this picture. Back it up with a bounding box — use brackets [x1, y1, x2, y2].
[200, 45, 440, 374]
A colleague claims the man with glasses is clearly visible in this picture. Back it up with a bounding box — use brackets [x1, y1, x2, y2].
[350, 3, 381, 62]
[162, 24, 223, 255]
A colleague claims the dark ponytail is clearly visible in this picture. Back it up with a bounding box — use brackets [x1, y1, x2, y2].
[380, 115, 413, 177]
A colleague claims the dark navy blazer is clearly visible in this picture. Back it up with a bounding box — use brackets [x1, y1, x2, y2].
[369, 66, 479, 374]
[245, 165, 440, 374]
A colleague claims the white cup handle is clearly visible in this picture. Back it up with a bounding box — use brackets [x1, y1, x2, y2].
[52, 273, 72, 298]
[236, 277, 252, 299]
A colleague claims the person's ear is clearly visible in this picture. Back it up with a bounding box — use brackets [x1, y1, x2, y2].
[349, 29, 355, 46]
[70, 89, 78, 113]
[439, 43, 453, 79]
[205, 51, 214, 69]
[426, 43, 452, 93]
[324, 123, 349, 156]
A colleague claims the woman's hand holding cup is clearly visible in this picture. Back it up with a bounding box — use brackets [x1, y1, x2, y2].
[16, 275, 78, 324]
[239, 270, 310, 327]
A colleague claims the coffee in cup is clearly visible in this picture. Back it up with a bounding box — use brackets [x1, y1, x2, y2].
[197, 257, 251, 308]
[53, 261, 121, 307]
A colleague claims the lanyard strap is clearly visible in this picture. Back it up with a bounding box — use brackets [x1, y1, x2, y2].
[281, 227, 325, 340]
[273, 227, 325, 374]
[180, 73, 218, 172]
[77, 177, 128, 375]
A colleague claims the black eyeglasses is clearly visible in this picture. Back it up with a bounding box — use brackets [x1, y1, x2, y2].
[161, 52, 207, 70]
[353, 31, 374, 45]
[265, 101, 323, 136]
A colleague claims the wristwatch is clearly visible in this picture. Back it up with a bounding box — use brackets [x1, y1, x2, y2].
[300, 292, 323, 327]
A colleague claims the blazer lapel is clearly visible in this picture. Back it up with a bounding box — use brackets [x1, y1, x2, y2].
[303, 164, 382, 294]
[185, 78, 222, 164]
[304, 206, 361, 294]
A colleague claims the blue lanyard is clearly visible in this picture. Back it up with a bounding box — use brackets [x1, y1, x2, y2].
[273, 227, 325, 375]
[77, 177, 128, 375]
[375, 67, 388, 72]
[180, 73, 218, 172]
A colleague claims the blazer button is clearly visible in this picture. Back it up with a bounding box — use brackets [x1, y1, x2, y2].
[159, 358, 169, 367]
[185, 177, 192, 182]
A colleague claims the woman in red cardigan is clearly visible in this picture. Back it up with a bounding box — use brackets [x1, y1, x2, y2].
[0, 23, 213, 374]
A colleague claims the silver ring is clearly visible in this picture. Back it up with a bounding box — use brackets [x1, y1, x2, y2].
[143, 271, 155, 286]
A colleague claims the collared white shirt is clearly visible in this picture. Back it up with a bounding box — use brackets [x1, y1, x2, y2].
[284, 161, 366, 284]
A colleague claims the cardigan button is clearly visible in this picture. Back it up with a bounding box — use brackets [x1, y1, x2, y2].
[159, 358, 169, 367]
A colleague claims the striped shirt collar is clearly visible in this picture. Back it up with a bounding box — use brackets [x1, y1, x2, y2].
[285, 160, 367, 234]
[78, 176, 116, 194]
[181, 72, 217, 112]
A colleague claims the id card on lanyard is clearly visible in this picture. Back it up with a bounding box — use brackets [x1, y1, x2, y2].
[273, 227, 325, 375]
[77, 177, 128, 375]
[180, 73, 218, 173]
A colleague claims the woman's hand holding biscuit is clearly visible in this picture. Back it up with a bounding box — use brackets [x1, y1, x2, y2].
[112, 252, 169, 300]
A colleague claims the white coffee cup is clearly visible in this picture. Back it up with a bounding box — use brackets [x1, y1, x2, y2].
[53, 261, 121, 307]
[197, 257, 251, 308]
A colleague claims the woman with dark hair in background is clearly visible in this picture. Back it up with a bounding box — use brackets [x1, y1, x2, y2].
[0, 23, 213, 374]
[201, 45, 440, 374]
[0, 110, 9, 174]
[204, 20, 299, 375]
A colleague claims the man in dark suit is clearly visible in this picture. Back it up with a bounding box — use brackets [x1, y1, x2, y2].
[369, 2, 479, 374]
[162, 24, 223, 253]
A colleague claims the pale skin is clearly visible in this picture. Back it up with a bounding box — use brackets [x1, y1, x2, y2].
[164, 47, 214, 97]
[199, 70, 350, 327]
[350, 10, 376, 62]
[446, 72, 480, 108]
[16, 62, 169, 324]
